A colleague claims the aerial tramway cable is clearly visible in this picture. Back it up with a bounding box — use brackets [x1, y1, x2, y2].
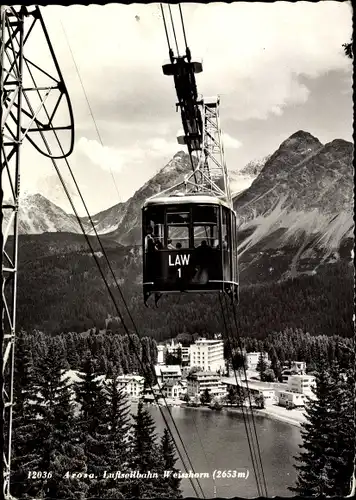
[230, 296, 269, 496]
[178, 4, 188, 52]
[168, 4, 180, 56]
[219, 293, 269, 497]
[159, 2, 199, 184]
[219, 294, 264, 497]
[61, 32, 217, 490]
[18, 28, 206, 500]
[55, 8, 265, 498]
[42, 149, 205, 500]
[159, 5, 268, 493]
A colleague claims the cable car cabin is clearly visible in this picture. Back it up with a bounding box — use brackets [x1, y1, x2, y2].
[142, 195, 238, 305]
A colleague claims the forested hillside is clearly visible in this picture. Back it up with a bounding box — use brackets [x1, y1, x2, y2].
[11, 331, 181, 499]
[14, 241, 353, 339]
[6, 130, 353, 340]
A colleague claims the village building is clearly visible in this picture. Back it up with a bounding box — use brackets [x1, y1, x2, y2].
[157, 345, 166, 365]
[187, 371, 226, 398]
[155, 364, 182, 384]
[221, 377, 276, 405]
[116, 374, 145, 399]
[290, 361, 307, 374]
[278, 390, 305, 408]
[245, 352, 269, 370]
[288, 374, 316, 396]
[189, 338, 225, 373]
[161, 379, 185, 399]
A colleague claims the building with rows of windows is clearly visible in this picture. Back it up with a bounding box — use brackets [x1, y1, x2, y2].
[187, 371, 226, 398]
[116, 374, 145, 399]
[189, 338, 225, 373]
[287, 374, 316, 396]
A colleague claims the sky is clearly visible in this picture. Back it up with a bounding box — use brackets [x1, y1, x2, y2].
[5, 1, 353, 215]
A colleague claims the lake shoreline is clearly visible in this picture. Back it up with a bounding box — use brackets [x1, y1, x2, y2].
[224, 406, 305, 428]
[134, 399, 306, 428]
[176, 403, 305, 428]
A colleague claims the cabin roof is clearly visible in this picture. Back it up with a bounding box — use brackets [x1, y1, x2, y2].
[143, 194, 233, 210]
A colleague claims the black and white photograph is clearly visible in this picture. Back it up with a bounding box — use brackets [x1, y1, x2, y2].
[1, 1, 354, 499]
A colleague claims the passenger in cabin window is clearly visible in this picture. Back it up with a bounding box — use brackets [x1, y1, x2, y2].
[176, 242, 182, 249]
[155, 239, 163, 250]
[145, 227, 155, 252]
[167, 239, 175, 250]
[192, 240, 213, 284]
[223, 235, 228, 249]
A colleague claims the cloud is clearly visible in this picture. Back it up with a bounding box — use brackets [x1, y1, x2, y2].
[77, 137, 126, 173]
[7, 2, 352, 214]
[145, 137, 180, 157]
[40, 2, 352, 126]
[223, 133, 242, 149]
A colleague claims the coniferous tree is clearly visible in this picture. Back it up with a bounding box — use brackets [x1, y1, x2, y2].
[227, 386, 237, 406]
[34, 338, 88, 499]
[290, 365, 337, 496]
[129, 401, 162, 498]
[74, 355, 109, 495]
[256, 352, 267, 381]
[158, 428, 182, 498]
[93, 371, 133, 499]
[11, 331, 43, 499]
[326, 363, 355, 496]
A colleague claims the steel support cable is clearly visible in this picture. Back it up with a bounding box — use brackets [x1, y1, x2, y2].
[39, 154, 205, 500]
[62, 155, 206, 499]
[229, 295, 269, 496]
[168, 4, 180, 56]
[188, 147, 199, 191]
[222, 293, 265, 491]
[24, 19, 202, 493]
[3, 8, 201, 498]
[42, 155, 205, 500]
[188, 406, 218, 497]
[160, 3, 172, 55]
[160, 3, 199, 187]
[15, 53, 206, 500]
[59, 20, 122, 204]
[59, 13, 219, 497]
[221, 293, 265, 496]
[178, 4, 188, 52]
[218, 294, 263, 497]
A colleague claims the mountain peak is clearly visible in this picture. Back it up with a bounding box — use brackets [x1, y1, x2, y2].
[289, 130, 320, 141]
[323, 138, 353, 153]
[278, 130, 323, 152]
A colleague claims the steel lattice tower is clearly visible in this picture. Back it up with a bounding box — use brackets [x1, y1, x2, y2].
[1, 5, 74, 497]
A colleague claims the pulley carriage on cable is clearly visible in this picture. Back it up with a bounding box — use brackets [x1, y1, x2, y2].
[142, 4, 239, 306]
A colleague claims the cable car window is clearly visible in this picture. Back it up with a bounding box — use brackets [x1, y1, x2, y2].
[192, 205, 219, 247]
[192, 205, 218, 224]
[167, 225, 190, 249]
[166, 206, 190, 225]
[143, 206, 164, 252]
[166, 212, 190, 224]
[193, 225, 219, 248]
[222, 207, 230, 250]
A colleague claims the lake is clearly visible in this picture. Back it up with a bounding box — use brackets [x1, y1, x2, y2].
[134, 404, 303, 498]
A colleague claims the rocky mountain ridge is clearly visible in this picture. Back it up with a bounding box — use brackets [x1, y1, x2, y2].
[2, 194, 83, 234]
[3, 130, 353, 285]
[6, 129, 353, 338]
[232, 131, 353, 280]
[4, 150, 256, 239]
